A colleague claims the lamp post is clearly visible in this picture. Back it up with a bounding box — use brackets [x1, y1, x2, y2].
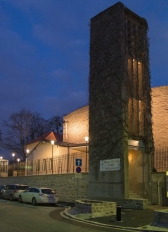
[26, 149, 29, 176]
[84, 137, 89, 172]
[51, 140, 54, 174]
[17, 158, 20, 171]
[0, 156, 2, 173]
[12, 153, 15, 162]
[12, 153, 15, 175]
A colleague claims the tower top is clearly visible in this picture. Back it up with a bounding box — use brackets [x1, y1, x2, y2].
[91, 1, 148, 29]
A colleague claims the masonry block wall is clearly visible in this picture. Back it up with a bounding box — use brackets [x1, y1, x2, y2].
[63, 105, 89, 144]
[89, 2, 128, 201]
[152, 86, 168, 171]
[0, 173, 89, 202]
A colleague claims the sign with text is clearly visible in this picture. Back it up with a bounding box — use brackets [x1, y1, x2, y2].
[100, 158, 120, 171]
[75, 173, 82, 178]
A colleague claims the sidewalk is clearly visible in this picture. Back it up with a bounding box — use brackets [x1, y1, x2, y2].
[61, 204, 168, 231]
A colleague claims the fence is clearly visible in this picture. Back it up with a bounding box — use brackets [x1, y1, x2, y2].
[8, 152, 88, 176]
[154, 147, 168, 172]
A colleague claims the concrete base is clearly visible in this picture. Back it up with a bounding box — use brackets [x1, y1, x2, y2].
[68, 199, 116, 219]
[151, 210, 168, 228]
[117, 198, 148, 209]
[86, 197, 148, 209]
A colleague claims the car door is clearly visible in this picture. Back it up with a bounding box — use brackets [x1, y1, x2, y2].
[29, 188, 38, 202]
[33, 188, 40, 203]
[22, 188, 31, 202]
[2, 185, 9, 199]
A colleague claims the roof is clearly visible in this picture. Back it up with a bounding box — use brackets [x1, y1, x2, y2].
[26, 131, 63, 145]
[55, 141, 86, 147]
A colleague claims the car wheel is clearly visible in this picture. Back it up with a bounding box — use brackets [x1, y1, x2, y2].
[19, 196, 22, 203]
[50, 203, 56, 206]
[32, 197, 37, 206]
[0, 193, 2, 199]
[9, 195, 13, 201]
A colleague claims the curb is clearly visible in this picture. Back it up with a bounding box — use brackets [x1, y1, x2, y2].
[60, 207, 168, 232]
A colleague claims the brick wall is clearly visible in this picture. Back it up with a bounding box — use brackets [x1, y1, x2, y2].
[63, 105, 89, 144]
[152, 86, 168, 171]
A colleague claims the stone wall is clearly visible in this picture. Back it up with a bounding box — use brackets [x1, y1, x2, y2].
[0, 173, 89, 203]
[150, 172, 167, 205]
[88, 2, 153, 201]
[63, 105, 89, 144]
[152, 86, 168, 172]
[0, 172, 166, 207]
[89, 1, 128, 201]
[69, 199, 116, 218]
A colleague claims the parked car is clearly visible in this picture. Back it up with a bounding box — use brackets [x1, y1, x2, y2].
[18, 187, 59, 206]
[1, 184, 28, 201]
[0, 185, 5, 198]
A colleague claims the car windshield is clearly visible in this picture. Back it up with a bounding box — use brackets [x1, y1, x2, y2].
[16, 186, 28, 190]
[41, 189, 56, 194]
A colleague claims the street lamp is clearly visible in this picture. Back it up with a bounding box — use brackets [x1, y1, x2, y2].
[84, 136, 89, 172]
[26, 149, 29, 176]
[12, 153, 15, 163]
[0, 156, 2, 173]
[12, 153, 15, 175]
[17, 158, 20, 168]
[51, 140, 54, 174]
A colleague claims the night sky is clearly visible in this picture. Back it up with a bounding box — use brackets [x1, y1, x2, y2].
[0, 0, 168, 151]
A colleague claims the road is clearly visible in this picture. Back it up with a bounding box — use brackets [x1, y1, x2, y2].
[0, 199, 133, 232]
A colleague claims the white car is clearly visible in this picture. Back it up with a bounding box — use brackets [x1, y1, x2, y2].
[18, 187, 58, 206]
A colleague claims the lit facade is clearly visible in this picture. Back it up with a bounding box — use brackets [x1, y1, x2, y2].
[89, 2, 153, 200]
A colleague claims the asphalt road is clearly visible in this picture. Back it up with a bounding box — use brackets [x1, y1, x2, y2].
[0, 199, 133, 232]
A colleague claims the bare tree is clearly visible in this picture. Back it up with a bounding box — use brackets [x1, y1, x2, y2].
[0, 109, 33, 160]
[28, 113, 47, 141]
[0, 110, 63, 161]
[45, 116, 63, 134]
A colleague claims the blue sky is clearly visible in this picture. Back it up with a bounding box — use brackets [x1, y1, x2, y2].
[0, 0, 168, 125]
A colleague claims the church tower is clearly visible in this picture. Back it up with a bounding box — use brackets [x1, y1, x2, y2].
[89, 2, 153, 201]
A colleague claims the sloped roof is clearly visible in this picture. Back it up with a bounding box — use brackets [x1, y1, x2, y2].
[26, 131, 63, 145]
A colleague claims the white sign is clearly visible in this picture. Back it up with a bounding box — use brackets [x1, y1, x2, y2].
[100, 158, 120, 171]
[75, 173, 82, 178]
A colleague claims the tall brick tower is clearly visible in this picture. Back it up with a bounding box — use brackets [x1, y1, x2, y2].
[89, 2, 153, 201]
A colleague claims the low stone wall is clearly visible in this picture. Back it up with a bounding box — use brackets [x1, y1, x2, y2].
[122, 199, 148, 209]
[68, 199, 116, 219]
[0, 173, 89, 202]
[151, 210, 168, 228]
[0, 173, 162, 209]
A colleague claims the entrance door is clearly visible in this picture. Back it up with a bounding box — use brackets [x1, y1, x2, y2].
[129, 149, 148, 199]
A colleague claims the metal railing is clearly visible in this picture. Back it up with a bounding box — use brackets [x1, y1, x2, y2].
[26, 152, 88, 176]
[154, 147, 168, 172]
